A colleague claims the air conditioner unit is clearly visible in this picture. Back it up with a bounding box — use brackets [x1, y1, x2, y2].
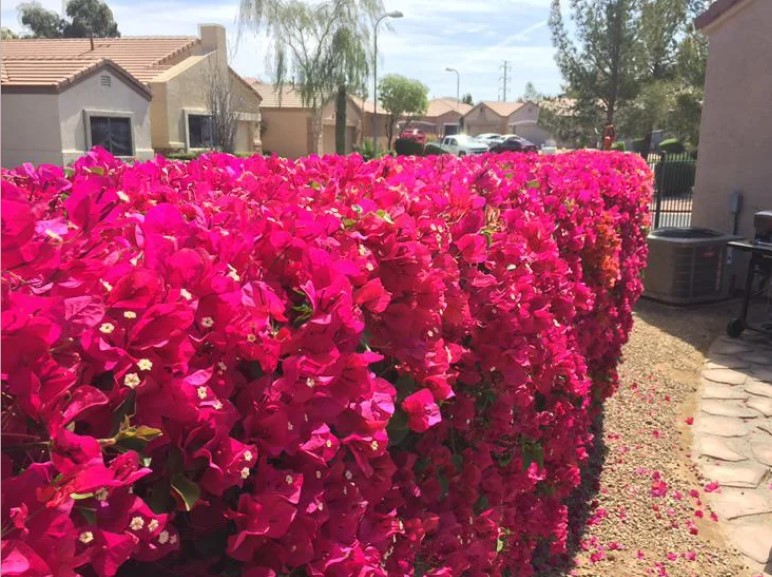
[643, 228, 740, 304]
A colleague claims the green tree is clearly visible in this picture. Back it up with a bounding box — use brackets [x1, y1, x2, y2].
[240, 0, 380, 155]
[1, 27, 19, 39]
[522, 81, 542, 102]
[461, 93, 473, 106]
[378, 74, 429, 147]
[64, 0, 120, 38]
[618, 0, 704, 152]
[549, 0, 641, 128]
[18, 2, 64, 38]
[18, 0, 119, 39]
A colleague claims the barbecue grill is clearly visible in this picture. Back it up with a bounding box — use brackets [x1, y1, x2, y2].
[726, 210, 772, 338]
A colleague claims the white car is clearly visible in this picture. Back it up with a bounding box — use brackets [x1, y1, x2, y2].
[440, 134, 489, 156]
[475, 133, 505, 147]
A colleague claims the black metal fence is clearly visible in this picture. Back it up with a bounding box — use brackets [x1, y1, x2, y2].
[646, 152, 695, 229]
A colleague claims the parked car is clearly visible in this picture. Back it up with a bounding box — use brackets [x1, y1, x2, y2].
[489, 135, 538, 153]
[440, 134, 489, 156]
[475, 133, 504, 147]
[540, 139, 558, 155]
[399, 128, 427, 144]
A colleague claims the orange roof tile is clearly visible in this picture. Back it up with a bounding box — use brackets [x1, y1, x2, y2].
[478, 100, 526, 118]
[1, 36, 199, 86]
[426, 98, 472, 118]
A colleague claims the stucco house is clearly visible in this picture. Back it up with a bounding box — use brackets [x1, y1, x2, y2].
[692, 0, 772, 239]
[1, 25, 262, 168]
[410, 98, 473, 139]
[253, 81, 389, 158]
[462, 100, 541, 140]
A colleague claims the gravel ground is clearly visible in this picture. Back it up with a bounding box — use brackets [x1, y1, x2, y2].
[537, 297, 762, 577]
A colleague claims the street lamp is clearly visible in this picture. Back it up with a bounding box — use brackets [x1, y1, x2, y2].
[373, 10, 403, 156]
[445, 67, 460, 110]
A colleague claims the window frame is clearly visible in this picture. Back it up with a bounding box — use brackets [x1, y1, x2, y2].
[84, 110, 136, 158]
[184, 110, 216, 151]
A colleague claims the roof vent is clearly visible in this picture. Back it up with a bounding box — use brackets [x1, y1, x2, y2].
[100, 75, 112, 87]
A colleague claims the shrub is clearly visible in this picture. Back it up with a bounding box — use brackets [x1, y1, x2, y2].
[657, 138, 685, 154]
[394, 137, 425, 156]
[1, 148, 650, 577]
[611, 141, 626, 151]
[654, 156, 696, 196]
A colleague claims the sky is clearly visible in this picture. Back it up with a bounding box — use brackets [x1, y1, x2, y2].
[1, 0, 565, 102]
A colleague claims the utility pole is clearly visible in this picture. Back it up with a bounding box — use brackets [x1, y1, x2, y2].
[499, 61, 512, 101]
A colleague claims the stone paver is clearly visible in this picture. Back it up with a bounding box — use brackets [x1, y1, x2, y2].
[701, 399, 761, 418]
[697, 435, 748, 461]
[749, 397, 772, 417]
[703, 383, 750, 400]
[702, 368, 749, 386]
[730, 520, 772, 566]
[711, 488, 772, 520]
[694, 333, 772, 574]
[747, 380, 772, 398]
[695, 414, 749, 437]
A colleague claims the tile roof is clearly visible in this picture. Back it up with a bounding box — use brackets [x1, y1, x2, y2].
[1, 36, 200, 87]
[1, 57, 152, 97]
[350, 95, 388, 116]
[425, 98, 472, 118]
[478, 100, 527, 118]
[695, 0, 752, 30]
[252, 82, 389, 115]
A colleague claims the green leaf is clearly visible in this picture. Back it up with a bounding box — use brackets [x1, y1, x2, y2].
[375, 209, 394, 225]
[171, 473, 200, 512]
[111, 389, 136, 436]
[386, 409, 410, 447]
[526, 179, 539, 189]
[70, 492, 95, 500]
[112, 425, 163, 451]
[496, 537, 505, 553]
[520, 438, 544, 471]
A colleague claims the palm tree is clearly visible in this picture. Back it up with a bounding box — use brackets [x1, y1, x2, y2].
[240, 0, 382, 155]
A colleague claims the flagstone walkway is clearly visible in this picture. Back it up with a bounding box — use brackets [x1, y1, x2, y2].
[694, 333, 772, 576]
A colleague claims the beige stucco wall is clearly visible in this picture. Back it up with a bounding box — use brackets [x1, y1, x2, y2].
[464, 105, 506, 136]
[149, 53, 261, 154]
[1, 92, 63, 168]
[58, 70, 153, 164]
[261, 108, 310, 158]
[693, 0, 772, 238]
[360, 110, 390, 151]
[506, 102, 539, 132]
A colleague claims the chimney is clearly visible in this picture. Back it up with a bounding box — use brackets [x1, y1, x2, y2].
[199, 24, 228, 72]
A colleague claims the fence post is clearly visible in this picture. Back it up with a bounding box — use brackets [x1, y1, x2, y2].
[654, 181, 662, 229]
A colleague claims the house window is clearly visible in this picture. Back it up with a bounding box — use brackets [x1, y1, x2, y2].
[188, 114, 214, 149]
[89, 116, 133, 156]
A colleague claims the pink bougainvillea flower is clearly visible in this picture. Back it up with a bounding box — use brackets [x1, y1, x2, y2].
[402, 388, 442, 433]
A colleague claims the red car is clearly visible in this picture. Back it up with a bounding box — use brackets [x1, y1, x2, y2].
[399, 129, 427, 144]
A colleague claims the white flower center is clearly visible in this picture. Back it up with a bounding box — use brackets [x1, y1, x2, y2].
[79, 531, 94, 544]
[158, 530, 170, 544]
[180, 288, 193, 301]
[285, 475, 293, 485]
[147, 519, 159, 532]
[99, 322, 115, 334]
[124, 373, 141, 389]
[306, 377, 316, 388]
[138, 358, 153, 371]
[243, 450, 253, 462]
[201, 317, 214, 328]
[123, 311, 137, 319]
[196, 386, 208, 400]
[240, 467, 250, 479]
[129, 516, 145, 531]
[94, 487, 109, 501]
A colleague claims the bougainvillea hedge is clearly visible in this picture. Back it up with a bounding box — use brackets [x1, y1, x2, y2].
[1, 149, 651, 577]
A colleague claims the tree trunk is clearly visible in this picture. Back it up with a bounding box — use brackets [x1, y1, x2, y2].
[335, 84, 347, 155]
